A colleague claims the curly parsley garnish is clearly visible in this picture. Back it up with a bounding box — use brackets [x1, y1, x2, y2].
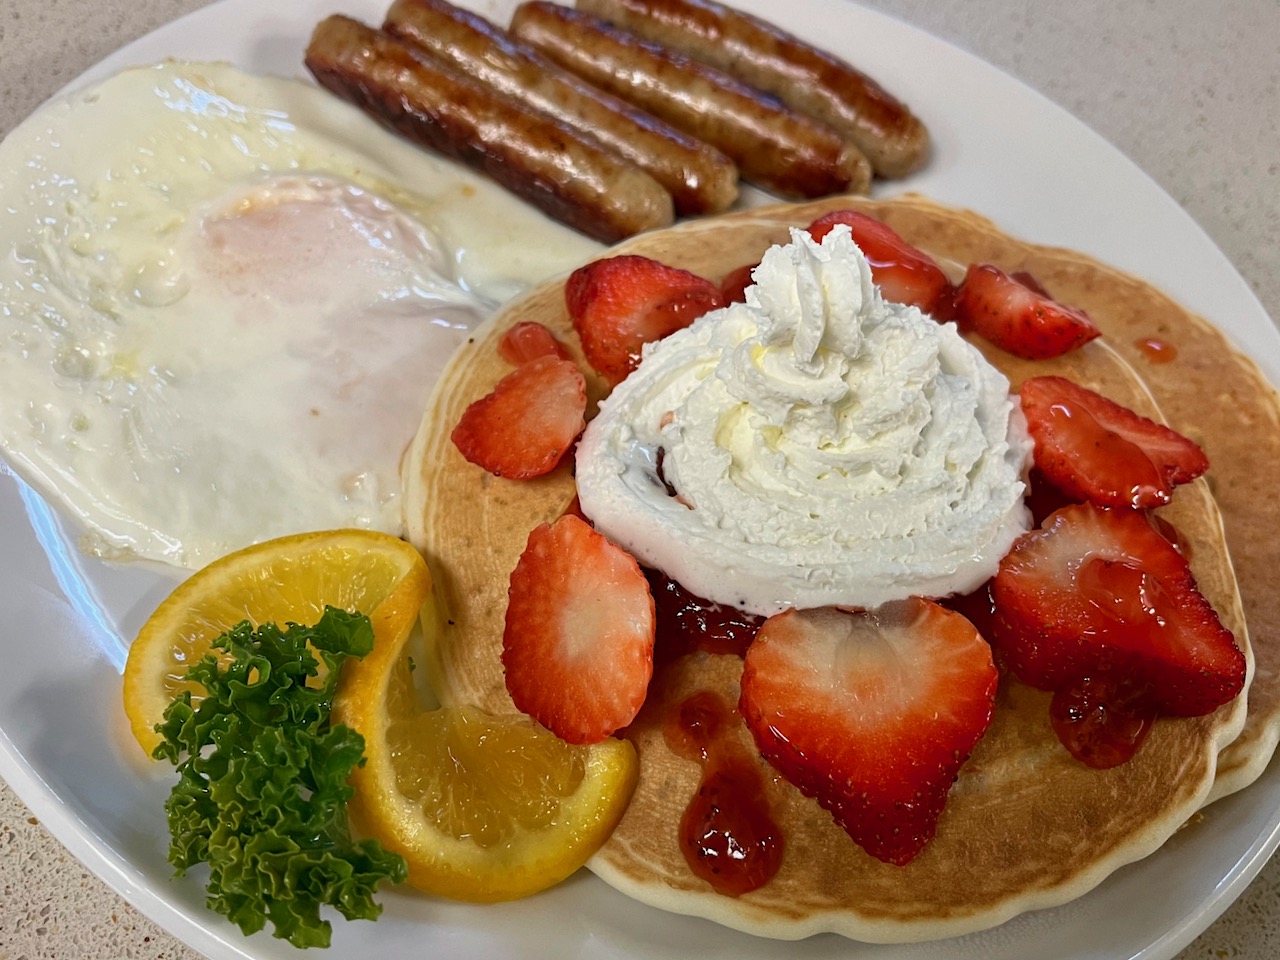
[153, 606, 407, 948]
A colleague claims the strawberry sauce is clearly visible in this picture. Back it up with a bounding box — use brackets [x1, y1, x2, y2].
[1049, 675, 1155, 768]
[1135, 336, 1178, 364]
[1150, 513, 1194, 560]
[1024, 467, 1076, 525]
[646, 569, 764, 664]
[664, 690, 784, 896]
[646, 570, 779, 894]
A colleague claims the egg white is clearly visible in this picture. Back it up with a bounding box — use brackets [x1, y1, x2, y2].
[0, 60, 600, 568]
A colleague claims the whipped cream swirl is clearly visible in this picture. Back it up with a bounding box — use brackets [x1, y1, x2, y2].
[575, 226, 1032, 615]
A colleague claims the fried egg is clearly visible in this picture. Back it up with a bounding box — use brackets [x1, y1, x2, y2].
[0, 60, 599, 569]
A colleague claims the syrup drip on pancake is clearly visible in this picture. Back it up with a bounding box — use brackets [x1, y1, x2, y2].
[646, 570, 779, 895]
[1150, 514, 1194, 561]
[1136, 337, 1179, 364]
[1050, 675, 1155, 768]
[1025, 468, 1075, 525]
[647, 569, 764, 664]
[663, 690, 783, 896]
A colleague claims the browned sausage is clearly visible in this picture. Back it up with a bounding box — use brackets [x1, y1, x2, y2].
[304, 15, 673, 243]
[383, 0, 739, 215]
[576, 0, 929, 177]
[508, 1, 871, 199]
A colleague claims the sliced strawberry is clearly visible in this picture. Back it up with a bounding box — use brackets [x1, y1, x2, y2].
[450, 355, 586, 479]
[502, 514, 655, 744]
[1021, 375, 1209, 509]
[498, 320, 572, 366]
[989, 502, 1244, 717]
[806, 210, 954, 316]
[718, 261, 758, 304]
[954, 263, 1101, 359]
[565, 255, 724, 385]
[739, 599, 997, 866]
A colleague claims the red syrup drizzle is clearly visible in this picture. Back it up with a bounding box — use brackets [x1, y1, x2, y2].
[1135, 336, 1179, 364]
[949, 574, 1160, 769]
[1149, 512, 1194, 561]
[1049, 675, 1156, 768]
[644, 569, 781, 894]
[944, 579, 999, 647]
[1024, 467, 1075, 526]
[645, 568, 765, 665]
[664, 690, 784, 896]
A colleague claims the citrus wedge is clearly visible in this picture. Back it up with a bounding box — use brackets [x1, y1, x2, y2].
[123, 529, 429, 757]
[333, 587, 639, 902]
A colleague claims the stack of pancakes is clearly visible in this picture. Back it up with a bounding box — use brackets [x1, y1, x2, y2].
[401, 194, 1280, 941]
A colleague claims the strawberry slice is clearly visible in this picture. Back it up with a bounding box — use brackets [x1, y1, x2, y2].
[1020, 375, 1209, 509]
[739, 599, 997, 866]
[498, 320, 572, 366]
[565, 255, 725, 385]
[806, 210, 954, 316]
[451, 355, 586, 479]
[954, 263, 1100, 359]
[502, 514, 656, 744]
[989, 502, 1244, 717]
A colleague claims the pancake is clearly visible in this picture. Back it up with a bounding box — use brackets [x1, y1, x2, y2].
[401, 194, 1271, 940]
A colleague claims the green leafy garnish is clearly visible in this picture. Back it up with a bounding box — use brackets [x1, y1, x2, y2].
[153, 606, 408, 948]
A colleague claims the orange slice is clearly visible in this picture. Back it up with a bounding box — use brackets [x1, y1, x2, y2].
[333, 586, 638, 902]
[122, 528, 429, 756]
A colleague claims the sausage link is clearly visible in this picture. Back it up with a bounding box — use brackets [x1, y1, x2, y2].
[509, 1, 871, 199]
[304, 15, 673, 243]
[576, 0, 929, 177]
[383, 0, 738, 215]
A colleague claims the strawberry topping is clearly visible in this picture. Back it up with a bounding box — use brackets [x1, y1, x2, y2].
[502, 514, 656, 744]
[718, 262, 758, 305]
[1024, 466, 1078, 525]
[739, 599, 997, 866]
[565, 255, 725, 386]
[1009, 269, 1052, 297]
[1021, 375, 1209, 509]
[498, 320, 572, 366]
[989, 502, 1245, 719]
[1049, 675, 1156, 769]
[646, 567, 764, 665]
[450, 355, 586, 479]
[943, 580, 998, 639]
[954, 263, 1101, 359]
[665, 690, 784, 896]
[806, 210, 954, 316]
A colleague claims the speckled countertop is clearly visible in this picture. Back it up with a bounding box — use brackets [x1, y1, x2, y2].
[2, 1, 1279, 957]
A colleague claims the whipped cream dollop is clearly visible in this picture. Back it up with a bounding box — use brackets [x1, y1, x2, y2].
[575, 226, 1033, 616]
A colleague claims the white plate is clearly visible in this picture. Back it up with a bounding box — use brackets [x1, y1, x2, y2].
[2, 1, 1278, 959]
